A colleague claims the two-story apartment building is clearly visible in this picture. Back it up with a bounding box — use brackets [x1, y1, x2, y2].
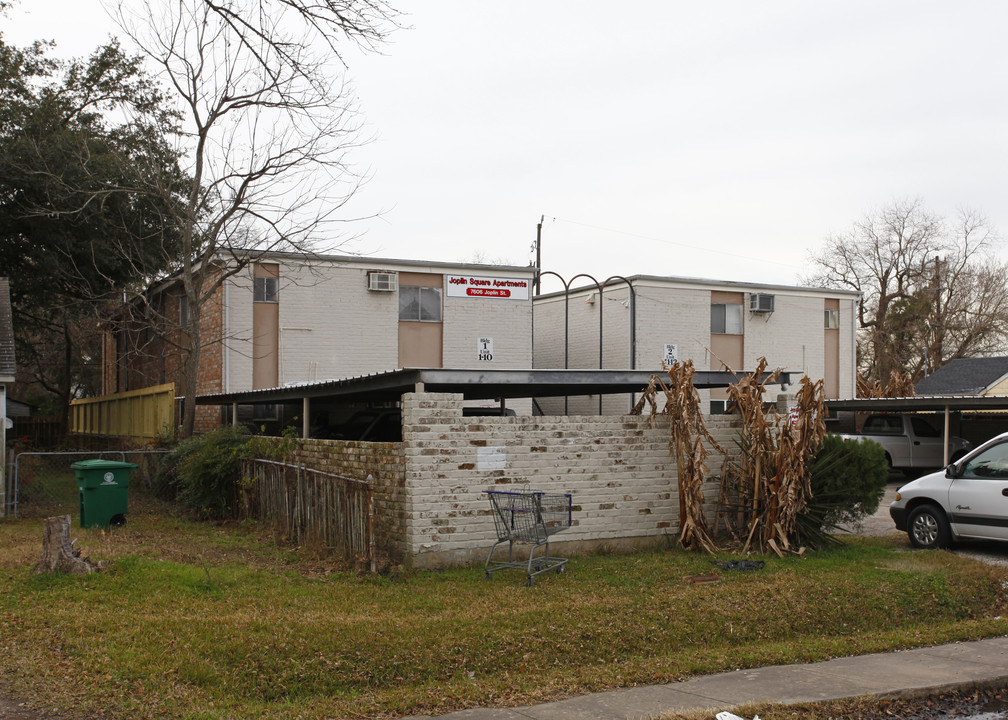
[532, 275, 859, 415]
[102, 252, 536, 431]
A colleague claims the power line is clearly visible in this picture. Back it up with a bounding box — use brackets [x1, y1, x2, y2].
[546, 216, 807, 273]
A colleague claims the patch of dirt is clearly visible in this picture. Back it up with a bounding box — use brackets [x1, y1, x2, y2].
[740, 683, 1008, 720]
[0, 695, 74, 720]
[865, 685, 1008, 720]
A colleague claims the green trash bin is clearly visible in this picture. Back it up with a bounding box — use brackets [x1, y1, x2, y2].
[71, 459, 137, 528]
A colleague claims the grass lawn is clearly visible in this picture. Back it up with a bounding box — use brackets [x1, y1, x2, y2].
[1, 497, 1007, 720]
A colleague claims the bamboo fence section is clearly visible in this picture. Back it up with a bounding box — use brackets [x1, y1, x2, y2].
[240, 459, 376, 571]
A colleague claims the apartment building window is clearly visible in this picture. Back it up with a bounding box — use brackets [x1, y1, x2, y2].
[711, 303, 743, 334]
[824, 309, 838, 329]
[179, 294, 189, 326]
[254, 276, 279, 303]
[399, 286, 442, 322]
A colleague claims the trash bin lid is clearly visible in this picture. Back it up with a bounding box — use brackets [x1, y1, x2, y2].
[70, 459, 139, 470]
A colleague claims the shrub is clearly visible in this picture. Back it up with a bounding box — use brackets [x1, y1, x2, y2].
[159, 425, 252, 519]
[799, 433, 889, 542]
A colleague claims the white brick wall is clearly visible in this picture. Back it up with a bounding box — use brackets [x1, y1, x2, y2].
[533, 278, 858, 413]
[222, 257, 534, 392]
[401, 392, 741, 569]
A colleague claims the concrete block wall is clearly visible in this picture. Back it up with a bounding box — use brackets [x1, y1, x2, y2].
[399, 392, 741, 570]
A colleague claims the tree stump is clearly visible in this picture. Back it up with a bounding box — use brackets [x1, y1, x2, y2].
[33, 515, 96, 575]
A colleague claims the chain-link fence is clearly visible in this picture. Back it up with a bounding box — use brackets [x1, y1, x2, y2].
[3, 450, 172, 519]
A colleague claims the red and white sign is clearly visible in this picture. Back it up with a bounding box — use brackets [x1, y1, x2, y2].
[446, 275, 530, 301]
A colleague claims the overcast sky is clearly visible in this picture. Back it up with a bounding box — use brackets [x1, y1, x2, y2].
[5, 1, 1008, 293]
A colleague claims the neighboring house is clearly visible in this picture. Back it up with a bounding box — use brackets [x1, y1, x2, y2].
[532, 275, 859, 414]
[102, 252, 536, 432]
[915, 357, 1008, 397]
[0, 278, 15, 515]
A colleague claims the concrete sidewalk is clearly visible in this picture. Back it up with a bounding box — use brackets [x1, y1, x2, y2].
[407, 636, 1008, 720]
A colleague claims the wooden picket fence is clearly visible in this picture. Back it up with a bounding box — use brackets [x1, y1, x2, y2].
[69, 383, 175, 441]
[239, 459, 375, 570]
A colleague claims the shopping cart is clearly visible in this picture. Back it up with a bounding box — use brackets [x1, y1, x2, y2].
[484, 489, 572, 586]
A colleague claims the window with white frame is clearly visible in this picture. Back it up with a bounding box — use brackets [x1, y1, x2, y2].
[254, 277, 279, 303]
[711, 303, 743, 334]
[710, 400, 729, 415]
[824, 309, 838, 329]
[399, 286, 442, 322]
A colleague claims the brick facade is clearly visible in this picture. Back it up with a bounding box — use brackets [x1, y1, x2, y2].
[278, 392, 742, 570]
[102, 274, 226, 435]
[284, 439, 408, 565]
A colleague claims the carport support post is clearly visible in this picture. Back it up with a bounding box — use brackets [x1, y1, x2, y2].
[232, 401, 238, 427]
[943, 404, 950, 466]
[303, 397, 310, 439]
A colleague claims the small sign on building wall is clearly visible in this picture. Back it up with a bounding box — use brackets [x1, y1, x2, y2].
[478, 446, 506, 471]
[478, 337, 494, 362]
[663, 343, 678, 367]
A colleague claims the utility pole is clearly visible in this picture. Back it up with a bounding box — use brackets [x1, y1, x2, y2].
[932, 255, 942, 369]
[535, 215, 543, 295]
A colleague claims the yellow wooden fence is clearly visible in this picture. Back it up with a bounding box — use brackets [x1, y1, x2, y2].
[70, 383, 176, 441]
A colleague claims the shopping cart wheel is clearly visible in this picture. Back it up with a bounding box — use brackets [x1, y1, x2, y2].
[556, 565, 565, 574]
[485, 571, 492, 580]
[525, 575, 534, 587]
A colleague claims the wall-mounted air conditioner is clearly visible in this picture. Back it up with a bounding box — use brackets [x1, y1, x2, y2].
[367, 271, 397, 292]
[750, 293, 775, 313]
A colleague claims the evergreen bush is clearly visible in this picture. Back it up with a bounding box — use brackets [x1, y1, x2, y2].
[158, 425, 252, 519]
[799, 433, 889, 541]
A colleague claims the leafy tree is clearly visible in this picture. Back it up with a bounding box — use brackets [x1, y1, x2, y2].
[804, 199, 1008, 385]
[0, 27, 185, 432]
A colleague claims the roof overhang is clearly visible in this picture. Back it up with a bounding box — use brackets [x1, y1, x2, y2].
[826, 396, 1008, 413]
[196, 367, 796, 406]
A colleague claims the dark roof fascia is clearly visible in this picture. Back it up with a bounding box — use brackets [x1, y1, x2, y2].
[136, 252, 535, 303]
[534, 274, 861, 302]
[195, 367, 796, 406]
[248, 250, 535, 276]
[825, 396, 1008, 412]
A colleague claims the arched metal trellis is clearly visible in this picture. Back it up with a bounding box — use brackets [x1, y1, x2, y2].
[534, 272, 636, 414]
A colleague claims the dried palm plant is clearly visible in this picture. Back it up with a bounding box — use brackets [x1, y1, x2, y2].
[719, 358, 827, 555]
[632, 360, 723, 552]
[856, 370, 916, 398]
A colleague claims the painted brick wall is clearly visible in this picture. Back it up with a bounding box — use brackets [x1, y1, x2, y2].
[398, 392, 741, 569]
[534, 280, 858, 416]
[223, 259, 534, 391]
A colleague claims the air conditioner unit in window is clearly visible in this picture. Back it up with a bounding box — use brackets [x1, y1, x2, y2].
[750, 293, 775, 313]
[367, 272, 397, 292]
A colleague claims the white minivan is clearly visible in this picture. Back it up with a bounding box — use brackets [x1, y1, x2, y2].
[889, 431, 1008, 549]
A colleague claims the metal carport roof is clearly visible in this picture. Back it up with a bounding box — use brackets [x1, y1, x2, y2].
[196, 367, 796, 406]
[825, 395, 1008, 466]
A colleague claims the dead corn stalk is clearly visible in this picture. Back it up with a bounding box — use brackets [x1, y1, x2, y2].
[633, 360, 723, 552]
[719, 358, 826, 555]
[857, 370, 916, 398]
